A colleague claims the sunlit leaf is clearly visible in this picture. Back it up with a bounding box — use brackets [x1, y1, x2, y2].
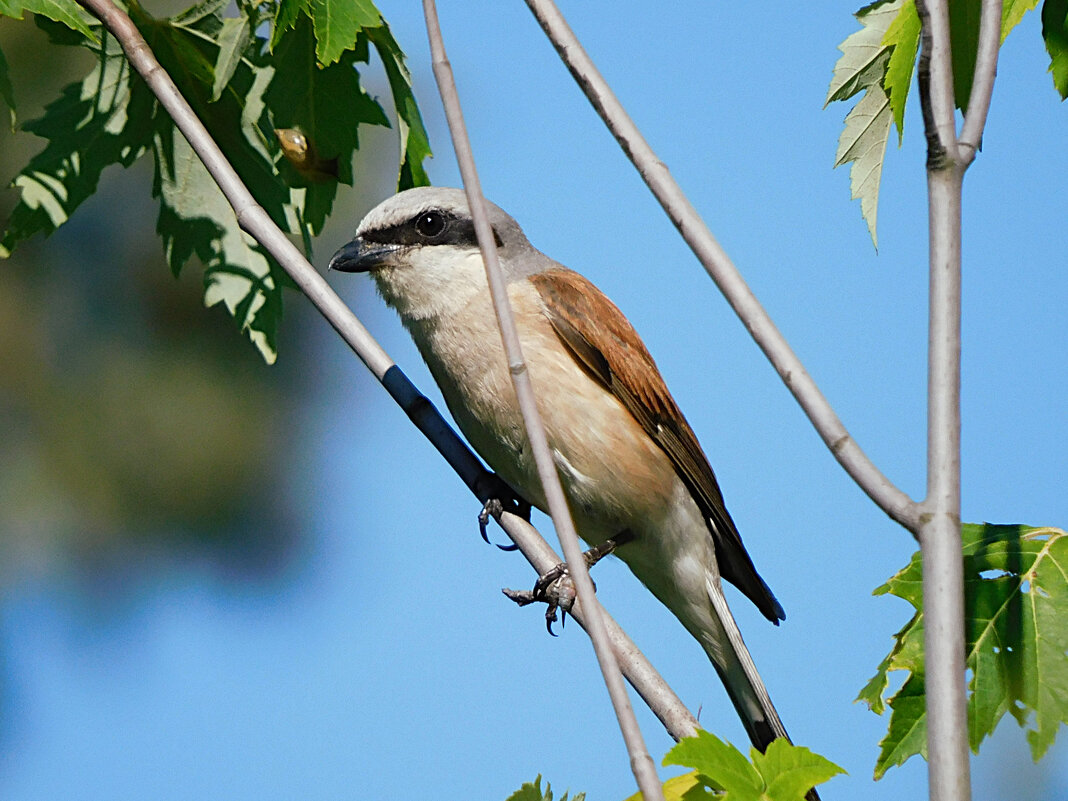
[622, 771, 709, 801]
[1003, 0, 1043, 43]
[505, 775, 585, 801]
[0, 0, 97, 40]
[132, 1, 292, 361]
[826, 0, 905, 105]
[755, 739, 847, 801]
[834, 72, 892, 249]
[860, 524, 1068, 778]
[663, 731, 843, 801]
[882, 0, 919, 141]
[827, 0, 903, 248]
[0, 34, 151, 258]
[306, 0, 379, 65]
[270, 0, 306, 51]
[2, 0, 430, 361]
[827, 0, 1046, 246]
[154, 124, 281, 363]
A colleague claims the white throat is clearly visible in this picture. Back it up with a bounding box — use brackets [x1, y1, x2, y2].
[372, 246, 490, 323]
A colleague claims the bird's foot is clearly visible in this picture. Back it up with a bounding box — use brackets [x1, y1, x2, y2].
[475, 473, 531, 551]
[503, 531, 634, 635]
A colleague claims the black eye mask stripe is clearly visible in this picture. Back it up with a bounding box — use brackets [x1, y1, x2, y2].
[361, 209, 504, 249]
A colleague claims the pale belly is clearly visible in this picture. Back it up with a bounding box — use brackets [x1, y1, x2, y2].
[409, 285, 681, 548]
[409, 289, 730, 650]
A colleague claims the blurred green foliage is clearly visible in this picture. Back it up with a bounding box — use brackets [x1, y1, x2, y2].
[0, 0, 430, 362]
[0, 15, 307, 585]
[0, 0, 423, 586]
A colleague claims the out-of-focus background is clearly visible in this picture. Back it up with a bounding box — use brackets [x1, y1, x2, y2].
[1, 3, 1065, 800]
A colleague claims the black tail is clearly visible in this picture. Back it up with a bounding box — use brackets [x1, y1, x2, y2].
[704, 579, 822, 801]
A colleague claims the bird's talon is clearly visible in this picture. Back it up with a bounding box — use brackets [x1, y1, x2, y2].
[545, 603, 559, 636]
[505, 535, 628, 635]
[478, 497, 520, 550]
[477, 486, 528, 551]
[533, 562, 567, 600]
[478, 500, 498, 544]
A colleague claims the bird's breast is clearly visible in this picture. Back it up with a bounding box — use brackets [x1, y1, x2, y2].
[407, 282, 680, 545]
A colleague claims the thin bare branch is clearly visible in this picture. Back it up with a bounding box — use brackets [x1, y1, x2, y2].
[522, 0, 921, 533]
[76, 0, 697, 750]
[496, 509, 700, 740]
[422, 2, 664, 798]
[959, 0, 1005, 160]
[914, 1, 972, 799]
[919, 165, 970, 801]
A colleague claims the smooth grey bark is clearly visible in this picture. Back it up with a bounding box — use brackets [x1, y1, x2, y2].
[523, 2, 1006, 801]
[76, 0, 699, 761]
[422, 3, 664, 799]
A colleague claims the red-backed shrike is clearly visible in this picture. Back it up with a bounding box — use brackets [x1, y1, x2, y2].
[331, 187, 791, 749]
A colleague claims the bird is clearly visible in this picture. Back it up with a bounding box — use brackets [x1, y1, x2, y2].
[330, 186, 792, 751]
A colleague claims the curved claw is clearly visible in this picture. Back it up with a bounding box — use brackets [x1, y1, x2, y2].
[478, 498, 521, 550]
[478, 499, 498, 544]
[545, 603, 560, 636]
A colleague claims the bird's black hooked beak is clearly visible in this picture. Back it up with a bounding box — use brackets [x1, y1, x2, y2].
[328, 237, 401, 273]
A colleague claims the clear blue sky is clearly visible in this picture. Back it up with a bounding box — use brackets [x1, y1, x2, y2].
[2, 2, 1066, 800]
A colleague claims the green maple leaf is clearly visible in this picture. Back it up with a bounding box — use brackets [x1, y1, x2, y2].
[269, 0, 380, 66]
[826, 0, 904, 249]
[505, 775, 585, 801]
[0, 32, 153, 258]
[3, 0, 430, 361]
[211, 14, 251, 101]
[882, 0, 920, 141]
[622, 772, 711, 801]
[0, 0, 96, 40]
[828, 0, 1045, 247]
[1043, 0, 1068, 98]
[307, 0, 379, 65]
[131, 0, 292, 362]
[949, 0, 1041, 111]
[663, 731, 844, 801]
[269, 0, 306, 51]
[832, 74, 892, 250]
[859, 524, 1068, 779]
[265, 10, 389, 236]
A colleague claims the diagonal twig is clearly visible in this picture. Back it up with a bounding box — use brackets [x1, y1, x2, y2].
[422, 2, 665, 798]
[958, 0, 1005, 159]
[75, 0, 699, 751]
[521, 0, 922, 534]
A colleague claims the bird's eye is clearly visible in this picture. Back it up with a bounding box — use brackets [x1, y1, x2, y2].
[415, 211, 446, 238]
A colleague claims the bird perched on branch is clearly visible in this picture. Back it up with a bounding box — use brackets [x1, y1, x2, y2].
[330, 187, 792, 751]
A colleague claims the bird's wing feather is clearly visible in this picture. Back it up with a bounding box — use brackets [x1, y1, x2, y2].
[531, 267, 784, 623]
